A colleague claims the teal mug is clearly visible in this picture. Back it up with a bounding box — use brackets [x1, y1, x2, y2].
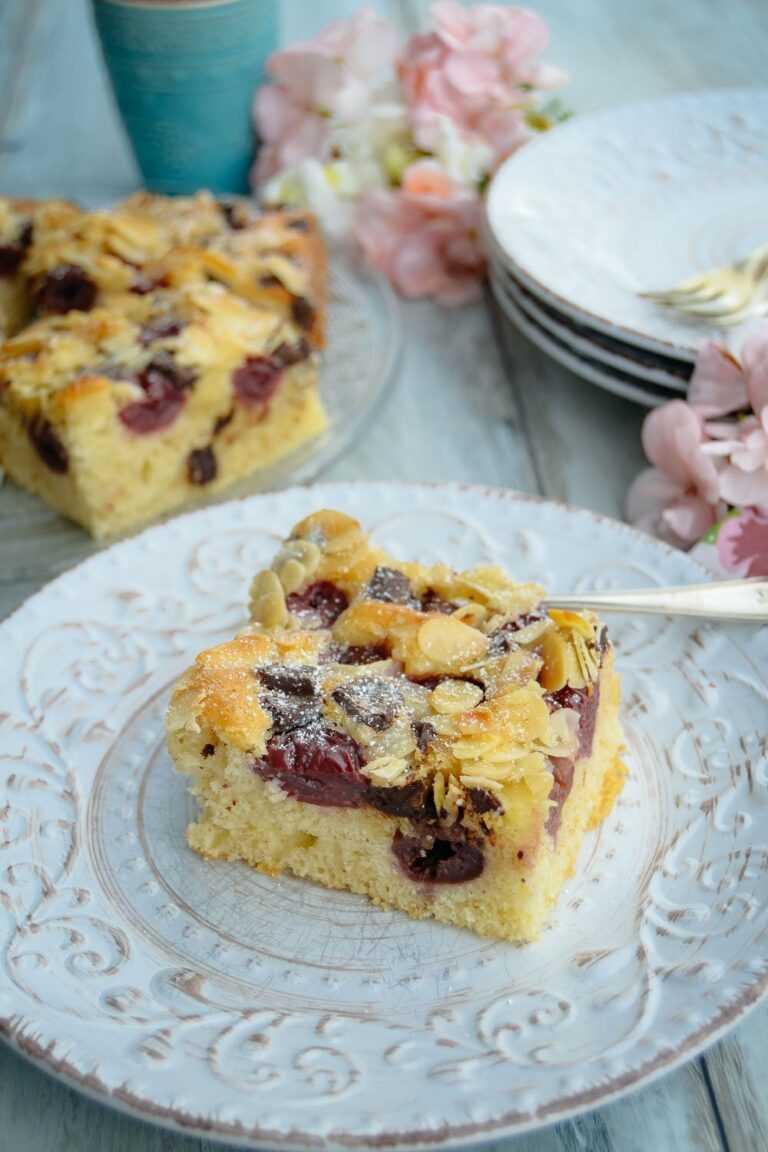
[91, 0, 279, 195]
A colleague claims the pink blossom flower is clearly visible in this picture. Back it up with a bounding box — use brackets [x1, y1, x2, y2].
[716, 507, 768, 577]
[398, 2, 563, 165]
[253, 86, 330, 184]
[252, 8, 398, 185]
[626, 400, 724, 546]
[355, 162, 486, 304]
[717, 410, 768, 507]
[689, 327, 768, 417]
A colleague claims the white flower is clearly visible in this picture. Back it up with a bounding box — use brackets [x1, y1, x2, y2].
[429, 115, 494, 188]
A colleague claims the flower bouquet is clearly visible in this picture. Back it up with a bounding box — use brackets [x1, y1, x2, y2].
[250, 2, 567, 304]
[627, 327, 768, 578]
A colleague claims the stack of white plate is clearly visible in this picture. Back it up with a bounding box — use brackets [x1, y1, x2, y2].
[485, 89, 768, 407]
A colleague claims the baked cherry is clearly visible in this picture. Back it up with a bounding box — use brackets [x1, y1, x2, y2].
[286, 581, 348, 628]
[37, 264, 97, 315]
[187, 445, 217, 485]
[488, 612, 546, 654]
[139, 317, 184, 345]
[232, 355, 283, 407]
[255, 726, 367, 807]
[119, 353, 196, 434]
[291, 295, 315, 331]
[392, 830, 484, 884]
[28, 418, 68, 473]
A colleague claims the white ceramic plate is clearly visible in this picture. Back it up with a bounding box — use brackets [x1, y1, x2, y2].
[486, 89, 768, 359]
[1, 482, 766, 1149]
[490, 269, 668, 407]
[490, 256, 689, 392]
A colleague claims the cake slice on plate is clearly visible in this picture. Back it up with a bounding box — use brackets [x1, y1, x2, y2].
[0, 282, 325, 538]
[167, 510, 626, 942]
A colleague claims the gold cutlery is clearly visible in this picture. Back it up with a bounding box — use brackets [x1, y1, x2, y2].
[641, 242, 768, 323]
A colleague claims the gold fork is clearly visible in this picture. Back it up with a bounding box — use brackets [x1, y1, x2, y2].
[641, 241, 768, 323]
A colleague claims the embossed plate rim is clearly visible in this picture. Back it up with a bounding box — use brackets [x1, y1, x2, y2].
[0, 481, 766, 1150]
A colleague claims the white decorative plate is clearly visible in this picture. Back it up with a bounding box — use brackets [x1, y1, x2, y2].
[1, 482, 767, 1149]
[486, 89, 768, 359]
[489, 269, 667, 408]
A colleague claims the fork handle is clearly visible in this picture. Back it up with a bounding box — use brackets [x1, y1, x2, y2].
[543, 578, 768, 621]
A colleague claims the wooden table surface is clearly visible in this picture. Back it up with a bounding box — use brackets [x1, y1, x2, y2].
[1, 1, 767, 1149]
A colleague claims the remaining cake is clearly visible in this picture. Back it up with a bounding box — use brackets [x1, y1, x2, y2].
[0, 192, 328, 536]
[167, 510, 626, 943]
[0, 282, 325, 538]
[0, 192, 326, 347]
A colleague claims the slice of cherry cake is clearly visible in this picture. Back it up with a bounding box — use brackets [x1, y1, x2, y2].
[166, 510, 626, 942]
[0, 282, 325, 537]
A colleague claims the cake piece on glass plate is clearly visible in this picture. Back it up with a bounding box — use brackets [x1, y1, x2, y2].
[0, 282, 324, 538]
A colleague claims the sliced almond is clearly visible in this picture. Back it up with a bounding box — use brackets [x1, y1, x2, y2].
[538, 629, 572, 692]
[249, 569, 287, 628]
[417, 616, 489, 667]
[548, 608, 595, 639]
[365, 755, 409, 785]
[430, 679, 484, 715]
[275, 556, 305, 595]
[433, 771, 446, 815]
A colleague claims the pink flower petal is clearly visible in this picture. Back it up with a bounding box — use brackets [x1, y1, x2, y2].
[741, 325, 768, 417]
[662, 495, 718, 544]
[688, 341, 748, 416]
[717, 508, 768, 576]
[641, 400, 719, 501]
[443, 50, 499, 96]
[625, 467, 682, 533]
[718, 462, 768, 507]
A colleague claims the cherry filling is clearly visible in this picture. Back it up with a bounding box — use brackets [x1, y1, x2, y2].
[232, 355, 283, 408]
[334, 643, 389, 665]
[0, 245, 24, 277]
[139, 317, 184, 345]
[119, 353, 196, 434]
[187, 445, 217, 485]
[544, 680, 602, 836]
[37, 264, 97, 315]
[271, 338, 311, 368]
[488, 611, 546, 655]
[219, 199, 248, 230]
[420, 589, 457, 614]
[286, 581, 348, 627]
[254, 726, 368, 808]
[393, 830, 484, 884]
[28, 417, 68, 473]
[0, 220, 33, 276]
[291, 295, 315, 332]
[130, 273, 167, 296]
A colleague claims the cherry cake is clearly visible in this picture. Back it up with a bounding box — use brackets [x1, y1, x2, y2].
[167, 510, 626, 943]
[0, 193, 327, 537]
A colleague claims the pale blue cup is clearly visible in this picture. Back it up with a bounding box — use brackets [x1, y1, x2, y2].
[91, 0, 279, 195]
